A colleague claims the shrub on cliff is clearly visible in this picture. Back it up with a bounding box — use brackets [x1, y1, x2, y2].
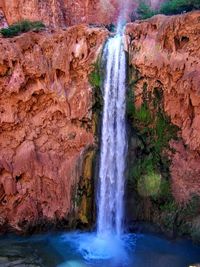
[0, 20, 45, 38]
[136, 2, 157, 19]
[136, 0, 200, 20]
[160, 0, 200, 14]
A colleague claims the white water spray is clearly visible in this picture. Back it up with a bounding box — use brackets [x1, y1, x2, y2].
[97, 28, 127, 237]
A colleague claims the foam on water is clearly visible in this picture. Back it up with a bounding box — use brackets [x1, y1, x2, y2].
[58, 260, 87, 267]
[60, 232, 137, 265]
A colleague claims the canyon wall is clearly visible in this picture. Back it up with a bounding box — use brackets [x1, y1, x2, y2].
[0, 25, 108, 233]
[0, 0, 164, 28]
[0, 0, 128, 27]
[0, 0, 199, 239]
[125, 11, 200, 239]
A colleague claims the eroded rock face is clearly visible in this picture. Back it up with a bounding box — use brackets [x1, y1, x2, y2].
[126, 11, 200, 204]
[0, 0, 163, 28]
[0, 0, 127, 27]
[0, 25, 108, 232]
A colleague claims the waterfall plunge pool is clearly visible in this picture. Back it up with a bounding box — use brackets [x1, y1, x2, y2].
[1, 231, 200, 267]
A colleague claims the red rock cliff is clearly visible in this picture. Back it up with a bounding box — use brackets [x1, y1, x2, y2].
[0, 0, 124, 27]
[0, 25, 108, 232]
[126, 11, 200, 204]
[0, 0, 164, 28]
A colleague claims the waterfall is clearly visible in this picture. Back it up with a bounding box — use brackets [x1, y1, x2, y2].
[60, 27, 135, 266]
[97, 33, 127, 237]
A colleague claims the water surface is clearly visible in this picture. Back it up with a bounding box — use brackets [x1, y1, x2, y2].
[1, 232, 200, 267]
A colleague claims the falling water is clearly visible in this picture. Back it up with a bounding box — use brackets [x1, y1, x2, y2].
[58, 22, 135, 267]
[97, 31, 127, 237]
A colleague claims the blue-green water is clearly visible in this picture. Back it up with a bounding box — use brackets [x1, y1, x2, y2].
[0, 232, 200, 267]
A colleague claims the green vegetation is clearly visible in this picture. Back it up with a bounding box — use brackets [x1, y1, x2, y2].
[89, 59, 102, 89]
[127, 89, 135, 117]
[134, 103, 152, 125]
[160, 0, 200, 15]
[137, 2, 157, 19]
[128, 85, 178, 171]
[136, 0, 200, 20]
[89, 57, 103, 136]
[0, 20, 45, 38]
[137, 170, 161, 197]
[127, 81, 178, 203]
[127, 66, 200, 241]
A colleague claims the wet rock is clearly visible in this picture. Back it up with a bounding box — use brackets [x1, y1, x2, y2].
[126, 11, 200, 204]
[0, 244, 42, 266]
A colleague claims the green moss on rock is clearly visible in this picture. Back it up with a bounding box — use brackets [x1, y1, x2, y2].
[125, 66, 200, 240]
[89, 58, 102, 89]
[0, 20, 45, 38]
[127, 82, 178, 199]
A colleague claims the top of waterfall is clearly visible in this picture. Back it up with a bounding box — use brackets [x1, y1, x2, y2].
[116, 11, 127, 35]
